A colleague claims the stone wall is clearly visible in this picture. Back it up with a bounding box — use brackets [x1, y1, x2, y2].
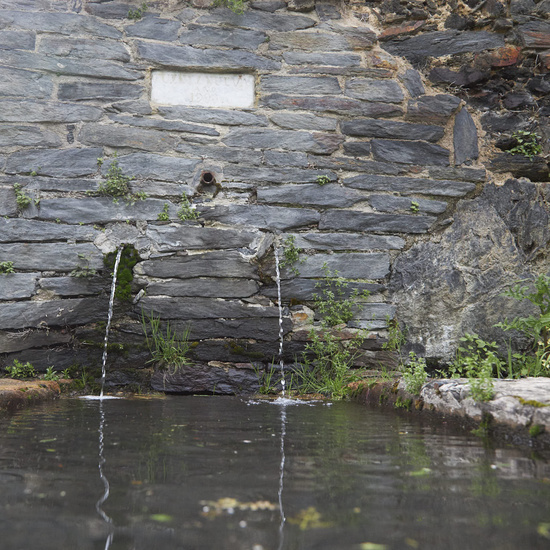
[0, 0, 548, 391]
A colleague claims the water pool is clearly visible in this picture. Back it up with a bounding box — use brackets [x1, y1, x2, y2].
[1, 396, 549, 549]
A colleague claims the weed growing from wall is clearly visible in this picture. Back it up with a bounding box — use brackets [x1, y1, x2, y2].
[213, 0, 247, 13]
[70, 253, 98, 278]
[5, 360, 36, 379]
[128, 2, 147, 20]
[509, 130, 542, 160]
[13, 183, 31, 211]
[177, 193, 200, 221]
[402, 352, 428, 395]
[104, 245, 140, 301]
[279, 235, 303, 276]
[97, 154, 147, 205]
[0, 261, 15, 274]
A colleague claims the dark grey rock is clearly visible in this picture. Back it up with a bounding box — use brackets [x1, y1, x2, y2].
[137, 41, 281, 71]
[480, 112, 527, 133]
[115, 153, 200, 182]
[0, 243, 102, 271]
[406, 94, 462, 124]
[250, 1, 286, 12]
[343, 142, 371, 157]
[399, 69, 425, 97]
[372, 140, 450, 166]
[39, 276, 105, 297]
[287, 0, 315, 12]
[0, 30, 35, 50]
[0, 187, 17, 217]
[0, 175, 99, 195]
[382, 30, 505, 64]
[261, 75, 341, 95]
[518, 20, 550, 49]
[316, 3, 342, 20]
[341, 119, 444, 142]
[0, 298, 108, 330]
[6, 148, 103, 177]
[261, 94, 403, 117]
[369, 195, 448, 215]
[85, 1, 133, 18]
[0, 329, 72, 354]
[257, 183, 362, 208]
[175, 144, 263, 166]
[223, 165, 336, 183]
[125, 17, 180, 41]
[0, 125, 61, 148]
[490, 154, 549, 182]
[0, 273, 38, 300]
[0, 217, 100, 242]
[344, 174, 476, 197]
[320, 210, 436, 233]
[186, 318, 288, 342]
[146, 278, 260, 298]
[263, 151, 309, 167]
[38, 36, 130, 61]
[309, 155, 406, 175]
[158, 106, 268, 127]
[454, 107, 479, 165]
[428, 166, 486, 183]
[0, 67, 53, 99]
[58, 82, 143, 102]
[145, 225, 260, 251]
[283, 52, 361, 66]
[288, 232, 405, 250]
[269, 112, 337, 131]
[345, 78, 404, 103]
[138, 251, 258, 280]
[111, 99, 153, 116]
[79, 124, 177, 152]
[150, 363, 259, 395]
[269, 31, 362, 51]
[179, 25, 267, 50]
[196, 8, 316, 31]
[109, 115, 219, 136]
[429, 66, 488, 88]
[200, 204, 320, 231]
[223, 128, 343, 154]
[0, 100, 102, 123]
[294, 253, 389, 279]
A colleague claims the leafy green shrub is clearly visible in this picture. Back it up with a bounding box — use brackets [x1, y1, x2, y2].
[449, 333, 504, 379]
[177, 193, 200, 221]
[0, 261, 15, 274]
[5, 360, 36, 379]
[468, 364, 495, 402]
[509, 130, 542, 160]
[279, 235, 303, 276]
[402, 352, 428, 395]
[157, 203, 170, 221]
[44, 366, 60, 381]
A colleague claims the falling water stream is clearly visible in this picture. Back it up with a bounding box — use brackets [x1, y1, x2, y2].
[273, 246, 286, 396]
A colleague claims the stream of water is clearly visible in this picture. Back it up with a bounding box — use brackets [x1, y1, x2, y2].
[273, 246, 286, 396]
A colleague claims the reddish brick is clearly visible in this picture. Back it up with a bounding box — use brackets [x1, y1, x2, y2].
[378, 21, 425, 41]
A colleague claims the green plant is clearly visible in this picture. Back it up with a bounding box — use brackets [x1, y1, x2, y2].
[142, 310, 194, 374]
[104, 245, 140, 301]
[13, 183, 31, 211]
[157, 203, 170, 221]
[279, 235, 304, 276]
[401, 351, 428, 395]
[213, 0, 247, 13]
[5, 360, 36, 379]
[177, 193, 200, 221]
[316, 175, 330, 186]
[383, 317, 406, 352]
[70, 253, 98, 278]
[97, 154, 146, 205]
[468, 364, 495, 402]
[410, 201, 419, 214]
[128, 1, 148, 19]
[509, 130, 542, 160]
[0, 261, 15, 274]
[448, 333, 504, 379]
[529, 424, 544, 438]
[253, 363, 281, 395]
[61, 368, 72, 379]
[44, 366, 60, 381]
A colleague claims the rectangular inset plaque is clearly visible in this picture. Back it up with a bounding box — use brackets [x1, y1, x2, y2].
[151, 71, 255, 109]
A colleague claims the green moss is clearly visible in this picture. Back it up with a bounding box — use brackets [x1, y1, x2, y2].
[395, 396, 412, 411]
[529, 424, 544, 438]
[517, 397, 550, 408]
[104, 245, 140, 302]
[227, 341, 265, 359]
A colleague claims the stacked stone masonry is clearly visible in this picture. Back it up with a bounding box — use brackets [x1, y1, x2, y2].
[0, 0, 548, 392]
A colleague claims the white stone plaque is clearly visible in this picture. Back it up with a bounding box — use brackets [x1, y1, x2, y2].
[151, 71, 255, 108]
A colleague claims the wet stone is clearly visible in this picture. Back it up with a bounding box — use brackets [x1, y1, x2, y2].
[371, 140, 450, 166]
[185, 318, 289, 341]
[0, 330, 72, 354]
[263, 279, 383, 302]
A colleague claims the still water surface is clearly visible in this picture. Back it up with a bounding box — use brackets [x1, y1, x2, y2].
[0, 396, 549, 550]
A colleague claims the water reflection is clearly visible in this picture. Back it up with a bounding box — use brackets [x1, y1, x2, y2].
[277, 405, 287, 550]
[96, 400, 114, 549]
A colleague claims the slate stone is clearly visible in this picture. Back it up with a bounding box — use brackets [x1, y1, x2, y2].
[125, 17, 181, 41]
[0, 188, 17, 217]
[146, 278, 260, 298]
[399, 69, 425, 97]
[261, 94, 403, 117]
[0, 273, 38, 300]
[287, 0, 315, 12]
[429, 66, 488, 88]
[344, 174, 476, 197]
[257, 184, 362, 208]
[0, 217, 100, 243]
[39, 276, 105, 297]
[0, 30, 35, 50]
[145, 225, 259, 251]
[0, 243, 102, 271]
[345, 79, 404, 103]
[184, 318, 289, 341]
[369, 195, 448, 215]
[261, 75, 341, 95]
[6, 148, 103, 177]
[139, 296, 280, 320]
[223, 165, 336, 184]
[111, 100, 153, 116]
[518, 21, 550, 49]
[372, 140, 450, 166]
[0, 298, 108, 330]
[454, 107, 479, 165]
[382, 30, 505, 64]
[262, 279, 383, 302]
[283, 52, 361, 67]
[406, 95, 461, 124]
[0, 100, 102, 123]
[200, 205, 320, 231]
[262, 151, 308, 167]
[38, 36, 130, 61]
[35, 197, 180, 224]
[320, 210, 436, 233]
[79, 124, 177, 152]
[353, 303, 396, 322]
[343, 142, 371, 156]
[109, 115, 219, 136]
[0, 10, 121, 38]
[269, 32, 364, 51]
[175, 144, 263, 166]
[428, 166, 486, 183]
[269, 112, 337, 131]
[58, 82, 143, 102]
[0, 50, 141, 80]
[250, 1, 286, 12]
[223, 128, 343, 154]
[0, 67, 53, 99]
[341, 119, 444, 142]
[158, 106, 268, 127]
[288, 232, 405, 250]
[113, 154, 200, 182]
[0, 126, 61, 148]
[295, 253, 389, 279]
[85, 2, 133, 19]
[179, 25, 267, 50]
[309, 156, 406, 175]
[137, 41, 281, 71]
[138, 251, 258, 280]
[196, 8, 316, 31]
[0, 329, 72, 354]
[0, 175, 99, 195]
[490, 154, 549, 182]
